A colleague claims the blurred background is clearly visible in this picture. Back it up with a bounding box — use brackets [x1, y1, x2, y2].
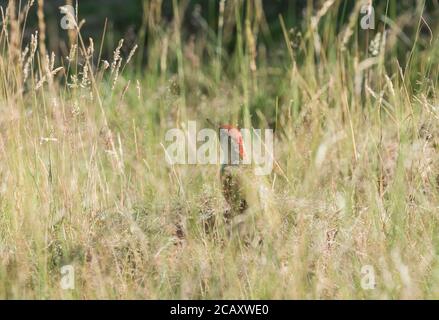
[2, 0, 438, 65]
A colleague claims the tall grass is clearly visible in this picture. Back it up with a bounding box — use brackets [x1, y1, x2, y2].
[0, 0, 438, 299]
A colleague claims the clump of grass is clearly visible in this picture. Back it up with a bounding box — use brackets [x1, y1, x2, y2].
[0, 0, 438, 299]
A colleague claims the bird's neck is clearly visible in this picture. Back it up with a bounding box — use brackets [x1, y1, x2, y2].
[220, 162, 240, 177]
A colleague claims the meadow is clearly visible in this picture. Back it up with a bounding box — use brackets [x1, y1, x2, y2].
[0, 0, 438, 299]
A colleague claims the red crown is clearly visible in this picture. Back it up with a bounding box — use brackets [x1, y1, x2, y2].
[219, 125, 245, 159]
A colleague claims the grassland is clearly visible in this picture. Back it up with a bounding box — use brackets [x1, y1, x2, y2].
[0, 0, 438, 299]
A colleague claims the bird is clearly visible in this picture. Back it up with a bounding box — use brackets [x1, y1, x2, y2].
[209, 120, 263, 240]
[218, 124, 249, 221]
[205, 119, 249, 220]
[206, 119, 280, 244]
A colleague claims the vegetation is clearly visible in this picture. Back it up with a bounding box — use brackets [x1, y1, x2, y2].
[0, 0, 438, 299]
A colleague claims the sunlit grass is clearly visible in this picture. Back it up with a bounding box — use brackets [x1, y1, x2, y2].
[0, 0, 438, 299]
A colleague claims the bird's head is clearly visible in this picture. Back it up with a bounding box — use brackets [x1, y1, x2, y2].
[206, 118, 246, 163]
[218, 124, 245, 160]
